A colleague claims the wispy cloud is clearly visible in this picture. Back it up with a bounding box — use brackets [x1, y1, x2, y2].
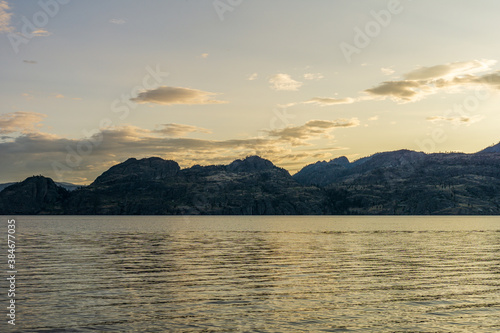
[275, 60, 500, 107]
[269, 73, 303, 91]
[247, 73, 258, 81]
[200, 53, 209, 58]
[0, 0, 13, 33]
[365, 59, 498, 103]
[22, 93, 34, 100]
[403, 60, 495, 80]
[303, 73, 324, 80]
[426, 115, 484, 126]
[381, 67, 394, 76]
[23, 60, 37, 64]
[130, 86, 228, 105]
[304, 97, 355, 106]
[0, 111, 46, 134]
[0, 2, 52, 38]
[110, 18, 126, 25]
[365, 80, 424, 102]
[153, 123, 212, 137]
[31, 28, 52, 37]
[266, 118, 359, 146]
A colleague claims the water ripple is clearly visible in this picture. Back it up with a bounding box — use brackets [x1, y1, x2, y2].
[2, 216, 499, 332]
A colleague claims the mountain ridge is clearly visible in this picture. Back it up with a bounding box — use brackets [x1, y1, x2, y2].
[1, 156, 328, 215]
[2, 142, 500, 215]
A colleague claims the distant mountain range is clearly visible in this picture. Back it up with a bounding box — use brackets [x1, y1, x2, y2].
[2, 142, 500, 215]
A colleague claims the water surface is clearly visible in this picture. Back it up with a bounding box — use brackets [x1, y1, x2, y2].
[1, 216, 499, 332]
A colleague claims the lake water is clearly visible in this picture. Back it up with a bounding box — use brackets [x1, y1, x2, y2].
[1, 216, 500, 332]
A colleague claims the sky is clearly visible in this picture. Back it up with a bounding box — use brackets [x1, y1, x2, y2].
[2, 0, 500, 184]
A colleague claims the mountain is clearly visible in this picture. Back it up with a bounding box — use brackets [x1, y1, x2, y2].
[3, 142, 500, 215]
[292, 156, 353, 187]
[0, 181, 80, 193]
[294, 148, 500, 214]
[227, 155, 279, 173]
[92, 157, 180, 185]
[61, 156, 330, 215]
[0, 182, 16, 193]
[293, 150, 426, 187]
[0, 176, 69, 214]
[477, 141, 500, 153]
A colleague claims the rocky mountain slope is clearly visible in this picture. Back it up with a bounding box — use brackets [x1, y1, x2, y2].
[0, 181, 79, 193]
[3, 142, 500, 215]
[0, 176, 69, 214]
[294, 148, 500, 214]
[0, 156, 330, 215]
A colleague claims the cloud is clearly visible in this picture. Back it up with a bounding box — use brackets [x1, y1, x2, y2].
[365, 80, 425, 102]
[153, 123, 212, 137]
[404, 60, 495, 80]
[295, 60, 500, 106]
[201, 53, 209, 58]
[381, 67, 395, 76]
[23, 60, 37, 64]
[22, 93, 34, 100]
[54, 94, 65, 99]
[110, 18, 126, 24]
[0, 0, 13, 33]
[304, 73, 324, 80]
[0, 127, 268, 183]
[447, 71, 500, 89]
[31, 28, 52, 37]
[1, 3, 52, 37]
[269, 73, 303, 91]
[0, 117, 359, 183]
[267, 118, 359, 145]
[426, 115, 484, 125]
[276, 102, 297, 108]
[304, 97, 355, 106]
[368, 115, 379, 121]
[130, 86, 228, 105]
[0, 111, 46, 134]
[247, 73, 258, 81]
[365, 60, 499, 102]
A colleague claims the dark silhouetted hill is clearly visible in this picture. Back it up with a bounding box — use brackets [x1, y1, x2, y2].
[0, 176, 69, 214]
[3, 143, 500, 215]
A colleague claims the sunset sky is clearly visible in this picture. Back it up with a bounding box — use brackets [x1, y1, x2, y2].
[3, 0, 500, 184]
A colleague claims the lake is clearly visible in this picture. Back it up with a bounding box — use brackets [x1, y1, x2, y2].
[1, 216, 500, 332]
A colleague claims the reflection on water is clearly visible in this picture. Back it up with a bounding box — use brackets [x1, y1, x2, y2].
[3, 216, 500, 332]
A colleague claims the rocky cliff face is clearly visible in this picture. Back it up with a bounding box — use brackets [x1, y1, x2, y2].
[318, 152, 500, 214]
[227, 155, 282, 173]
[293, 150, 426, 187]
[92, 157, 180, 185]
[61, 156, 331, 215]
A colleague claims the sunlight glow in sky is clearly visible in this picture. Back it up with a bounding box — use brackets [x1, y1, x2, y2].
[2, 0, 500, 184]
